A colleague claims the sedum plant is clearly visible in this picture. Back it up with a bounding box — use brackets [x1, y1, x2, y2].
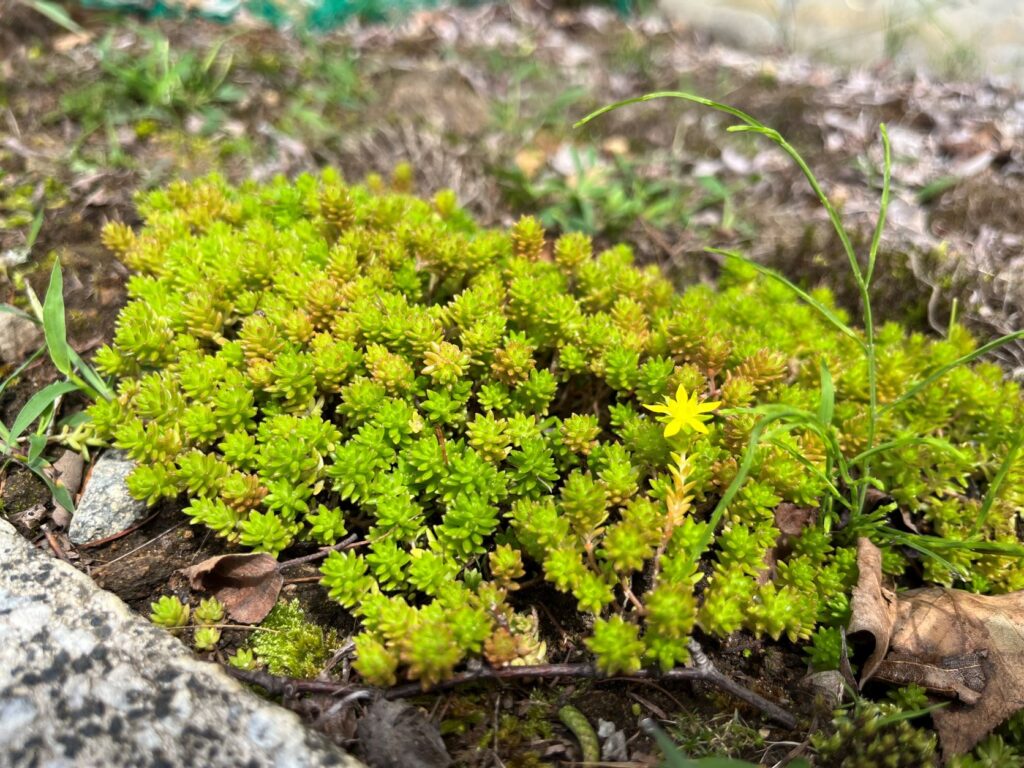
[93, 144, 1024, 687]
[150, 595, 190, 628]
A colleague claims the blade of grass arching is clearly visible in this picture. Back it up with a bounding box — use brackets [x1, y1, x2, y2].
[690, 416, 810, 560]
[69, 349, 113, 400]
[26, 459, 75, 513]
[765, 437, 851, 509]
[882, 331, 1024, 413]
[850, 435, 968, 467]
[577, 91, 864, 286]
[27, 433, 48, 465]
[865, 125, 892, 287]
[876, 702, 948, 726]
[641, 717, 769, 767]
[885, 530, 967, 581]
[25, 0, 83, 33]
[912, 535, 1024, 558]
[42, 259, 71, 377]
[0, 304, 40, 324]
[640, 718, 700, 768]
[8, 381, 80, 446]
[575, 91, 764, 136]
[0, 347, 45, 397]
[707, 249, 863, 347]
[971, 424, 1024, 537]
[723, 403, 852, 484]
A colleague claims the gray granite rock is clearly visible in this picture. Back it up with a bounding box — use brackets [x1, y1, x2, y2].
[0, 518, 363, 768]
[68, 450, 149, 545]
[0, 312, 43, 365]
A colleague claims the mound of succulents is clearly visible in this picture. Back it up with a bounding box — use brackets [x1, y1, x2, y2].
[90, 167, 1024, 687]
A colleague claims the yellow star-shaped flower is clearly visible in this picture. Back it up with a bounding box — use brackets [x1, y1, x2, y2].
[644, 384, 721, 437]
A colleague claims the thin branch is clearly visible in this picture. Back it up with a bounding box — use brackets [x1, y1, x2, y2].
[89, 522, 184, 573]
[276, 535, 360, 570]
[224, 640, 798, 730]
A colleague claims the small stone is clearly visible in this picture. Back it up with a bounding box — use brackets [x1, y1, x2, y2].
[802, 670, 845, 710]
[49, 450, 84, 529]
[0, 518, 360, 768]
[0, 312, 43, 365]
[68, 450, 148, 546]
[356, 699, 451, 768]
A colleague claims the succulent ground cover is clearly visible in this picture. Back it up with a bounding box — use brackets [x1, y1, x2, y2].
[4, 3, 1024, 766]
[90, 133, 1024, 759]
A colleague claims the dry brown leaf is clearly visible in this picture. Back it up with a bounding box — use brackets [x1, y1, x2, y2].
[848, 538, 1024, 758]
[760, 503, 817, 583]
[514, 148, 547, 180]
[181, 553, 283, 624]
[601, 136, 630, 156]
[53, 31, 93, 53]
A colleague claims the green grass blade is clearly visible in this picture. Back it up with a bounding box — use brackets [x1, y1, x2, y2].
[818, 360, 835, 426]
[850, 436, 967, 467]
[575, 91, 764, 134]
[0, 347, 45, 398]
[42, 259, 72, 376]
[26, 208, 45, 251]
[910, 536, 1024, 558]
[640, 718, 689, 768]
[692, 417, 793, 559]
[28, 433, 48, 464]
[641, 718, 763, 768]
[0, 304, 40, 324]
[766, 437, 851, 509]
[876, 702, 948, 726]
[708, 248, 862, 346]
[883, 331, 1024, 413]
[69, 349, 113, 400]
[577, 90, 865, 288]
[865, 124, 892, 287]
[25, 0, 83, 33]
[8, 381, 79, 445]
[27, 460, 75, 513]
[971, 425, 1024, 537]
[885, 530, 967, 580]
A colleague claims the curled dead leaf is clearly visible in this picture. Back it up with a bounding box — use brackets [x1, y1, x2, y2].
[181, 553, 283, 624]
[848, 537, 1024, 758]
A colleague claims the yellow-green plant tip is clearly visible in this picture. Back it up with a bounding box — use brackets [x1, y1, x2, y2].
[150, 595, 190, 629]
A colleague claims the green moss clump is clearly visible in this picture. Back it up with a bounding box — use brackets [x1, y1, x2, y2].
[92, 170, 1024, 687]
[812, 701, 939, 767]
[247, 599, 338, 679]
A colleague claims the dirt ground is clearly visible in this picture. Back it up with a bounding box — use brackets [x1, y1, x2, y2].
[3, 1, 1024, 764]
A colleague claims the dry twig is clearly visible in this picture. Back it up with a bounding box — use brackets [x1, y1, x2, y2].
[224, 639, 797, 729]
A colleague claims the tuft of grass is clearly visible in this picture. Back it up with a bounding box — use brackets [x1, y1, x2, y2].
[59, 26, 242, 132]
[0, 257, 111, 511]
[498, 143, 747, 240]
[578, 90, 1024, 574]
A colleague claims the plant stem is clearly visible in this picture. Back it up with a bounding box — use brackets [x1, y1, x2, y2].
[276, 535, 360, 570]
